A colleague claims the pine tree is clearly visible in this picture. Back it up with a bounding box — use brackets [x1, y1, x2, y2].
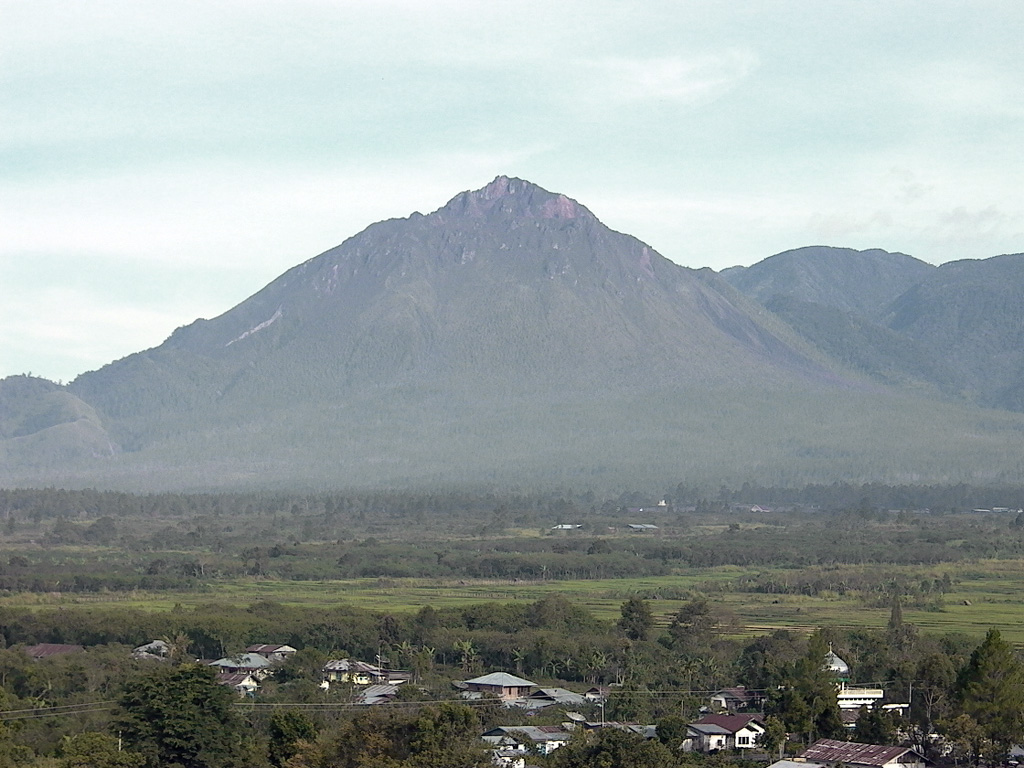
[617, 597, 654, 641]
[957, 628, 1024, 760]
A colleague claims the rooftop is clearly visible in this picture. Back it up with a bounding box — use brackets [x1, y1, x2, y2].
[464, 672, 537, 688]
[801, 739, 924, 767]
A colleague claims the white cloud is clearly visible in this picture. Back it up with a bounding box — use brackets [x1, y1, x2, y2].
[584, 50, 759, 105]
[3, 0, 1024, 380]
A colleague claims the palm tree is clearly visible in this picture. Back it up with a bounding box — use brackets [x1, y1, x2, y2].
[454, 639, 478, 674]
[413, 646, 436, 682]
[159, 633, 193, 665]
[395, 640, 416, 670]
[584, 650, 609, 684]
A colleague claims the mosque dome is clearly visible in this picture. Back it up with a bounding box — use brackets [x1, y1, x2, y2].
[824, 649, 850, 679]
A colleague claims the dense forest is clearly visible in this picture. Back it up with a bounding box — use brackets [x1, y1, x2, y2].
[2, 483, 1024, 592]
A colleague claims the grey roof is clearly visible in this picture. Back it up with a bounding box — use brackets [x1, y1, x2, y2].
[324, 658, 382, 673]
[246, 643, 296, 655]
[464, 672, 536, 688]
[209, 652, 272, 669]
[358, 684, 400, 705]
[133, 639, 170, 655]
[770, 762, 827, 768]
[482, 726, 572, 743]
[689, 723, 732, 736]
[520, 688, 589, 709]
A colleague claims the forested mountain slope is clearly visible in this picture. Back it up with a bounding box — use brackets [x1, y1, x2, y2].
[726, 247, 1024, 410]
[720, 245, 935, 318]
[3, 178, 1024, 491]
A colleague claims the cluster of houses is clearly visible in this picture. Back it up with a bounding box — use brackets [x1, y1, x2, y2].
[466, 648, 917, 768]
[28, 640, 931, 768]
[130, 640, 421, 702]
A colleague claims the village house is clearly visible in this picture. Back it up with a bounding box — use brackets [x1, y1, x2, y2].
[458, 672, 536, 702]
[215, 671, 260, 696]
[798, 739, 930, 768]
[322, 658, 410, 687]
[684, 714, 766, 752]
[354, 684, 401, 706]
[131, 640, 170, 661]
[709, 685, 763, 712]
[521, 687, 589, 710]
[581, 721, 659, 739]
[245, 643, 297, 662]
[22, 643, 84, 659]
[481, 725, 573, 756]
[208, 652, 274, 679]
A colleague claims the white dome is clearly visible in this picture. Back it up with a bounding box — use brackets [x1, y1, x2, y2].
[824, 650, 850, 676]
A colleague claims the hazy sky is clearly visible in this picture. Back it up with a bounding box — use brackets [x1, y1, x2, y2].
[3, 1, 1023, 383]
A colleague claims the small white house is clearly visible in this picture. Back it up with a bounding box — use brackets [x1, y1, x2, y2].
[684, 714, 766, 752]
[481, 726, 573, 755]
[216, 672, 260, 696]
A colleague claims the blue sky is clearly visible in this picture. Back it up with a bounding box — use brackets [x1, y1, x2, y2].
[2, 0, 1022, 383]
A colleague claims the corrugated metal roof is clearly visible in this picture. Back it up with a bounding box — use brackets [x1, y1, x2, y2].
[24, 644, 84, 658]
[464, 672, 537, 688]
[801, 739, 919, 766]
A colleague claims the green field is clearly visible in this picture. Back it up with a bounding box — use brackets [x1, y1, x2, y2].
[7, 559, 1024, 643]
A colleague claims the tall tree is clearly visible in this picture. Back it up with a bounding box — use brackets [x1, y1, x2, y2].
[617, 597, 654, 642]
[759, 715, 788, 759]
[58, 733, 145, 768]
[268, 711, 318, 768]
[956, 628, 1024, 760]
[551, 727, 676, 768]
[854, 705, 896, 745]
[767, 630, 844, 744]
[912, 651, 956, 754]
[117, 663, 253, 768]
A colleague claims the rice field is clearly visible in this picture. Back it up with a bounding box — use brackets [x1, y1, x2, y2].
[6, 559, 1024, 643]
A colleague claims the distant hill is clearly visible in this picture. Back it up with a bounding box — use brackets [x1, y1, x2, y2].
[3, 178, 1024, 491]
[883, 253, 1024, 409]
[759, 295, 960, 395]
[721, 245, 935, 318]
[726, 247, 1024, 411]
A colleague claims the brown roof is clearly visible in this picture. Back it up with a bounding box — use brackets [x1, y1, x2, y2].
[693, 713, 764, 734]
[245, 644, 293, 654]
[24, 643, 84, 659]
[216, 672, 257, 686]
[800, 739, 925, 767]
[715, 686, 755, 702]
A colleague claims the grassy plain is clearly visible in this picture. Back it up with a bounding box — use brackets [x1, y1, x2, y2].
[7, 559, 1024, 643]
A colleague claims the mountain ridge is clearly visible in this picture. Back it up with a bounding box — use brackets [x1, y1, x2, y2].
[3, 177, 1024, 491]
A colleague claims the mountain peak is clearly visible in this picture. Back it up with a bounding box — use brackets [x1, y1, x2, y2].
[436, 176, 594, 222]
